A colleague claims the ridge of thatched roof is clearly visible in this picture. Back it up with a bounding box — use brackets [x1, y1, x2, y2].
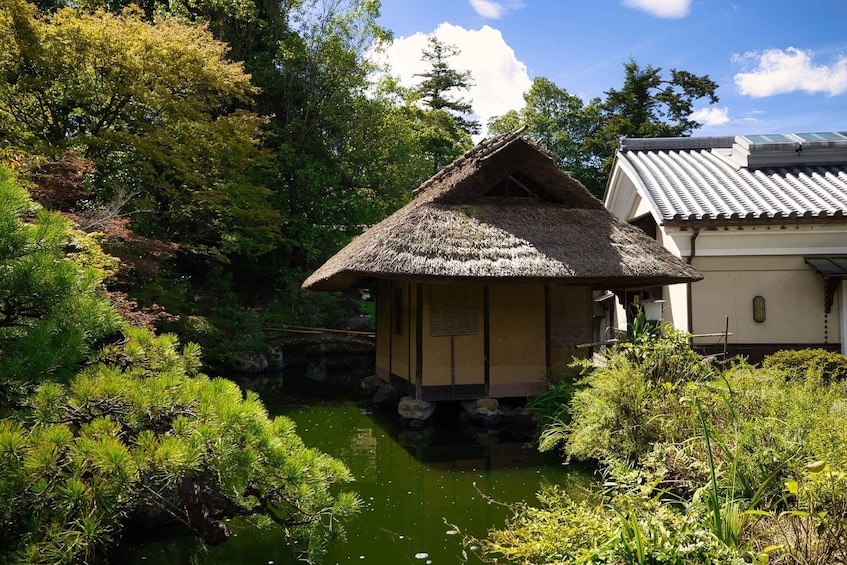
[411, 126, 540, 197]
[414, 131, 601, 208]
[303, 130, 702, 291]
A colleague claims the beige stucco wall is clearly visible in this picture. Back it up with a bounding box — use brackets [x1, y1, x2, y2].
[665, 226, 845, 346]
[390, 282, 410, 382]
[842, 285, 847, 355]
[664, 282, 690, 330]
[421, 329, 450, 387]
[690, 255, 839, 345]
[605, 172, 647, 221]
[375, 280, 391, 380]
[488, 284, 547, 386]
[452, 333, 485, 385]
[671, 225, 847, 258]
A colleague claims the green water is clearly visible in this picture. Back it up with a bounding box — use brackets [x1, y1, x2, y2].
[119, 374, 593, 564]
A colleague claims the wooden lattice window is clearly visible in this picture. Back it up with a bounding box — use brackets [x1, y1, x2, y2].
[430, 285, 481, 336]
[548, 285, 593, 346]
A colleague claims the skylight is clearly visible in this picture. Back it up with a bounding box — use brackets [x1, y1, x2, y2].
[745, 134, 793, 144]
[794, 132, 847, 142]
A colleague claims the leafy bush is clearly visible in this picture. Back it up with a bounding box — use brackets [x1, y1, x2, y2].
[473, 485, 748, 564]
[762, 348, 847, 383]
[0, 328, 360, 564]
[620, 320, 713, 384]
[473, 486, 615, 564]
[481, 335, 847, 565]
[563, 323, 711, 464]
[764, 463, 847, 564]
[527, 372, 583, 453]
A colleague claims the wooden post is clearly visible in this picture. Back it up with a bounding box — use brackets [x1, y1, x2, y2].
[544, 284, 551, 371]
[415, 283, 423, 401]
[450, 335, 456, 401]
[483, 285, 490, 398]
[723, 316, 729, 359]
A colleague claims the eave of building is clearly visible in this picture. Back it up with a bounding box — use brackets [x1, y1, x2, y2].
[614, 134, 847, 226]
[604, 150, 666, 226]
[661, 215, 847, 229]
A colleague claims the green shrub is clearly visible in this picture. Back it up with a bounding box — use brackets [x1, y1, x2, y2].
[473, 485, 749, 564]
[527, 371, 582, 446]
[564, 325, 710, 464]
[0, 328, 360, 563]
[758, 463, 847, 564]
[762, 348, 847, 383]
[621, 321, 713, 384]
[473, 486, 616, 564]
[708, 360, 847, 503]
[482, 339, 847, 565]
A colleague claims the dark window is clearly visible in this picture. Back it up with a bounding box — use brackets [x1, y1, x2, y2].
[629, 213, 657, 240]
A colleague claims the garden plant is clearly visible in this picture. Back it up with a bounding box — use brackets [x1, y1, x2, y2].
[477, 321, 847, 564]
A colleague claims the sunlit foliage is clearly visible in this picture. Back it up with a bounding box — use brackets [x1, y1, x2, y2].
[0, 2, 279, 258]
[479, 333, 847, 564]
[0, 328, 360, 563]
[0, 169, 359, 563]
[0, 166, 120, 401]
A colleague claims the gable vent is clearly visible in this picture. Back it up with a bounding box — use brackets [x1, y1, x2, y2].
[485, 171, 552, 201]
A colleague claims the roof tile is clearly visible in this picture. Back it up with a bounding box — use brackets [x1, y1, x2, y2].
[619, 145, 847, 222]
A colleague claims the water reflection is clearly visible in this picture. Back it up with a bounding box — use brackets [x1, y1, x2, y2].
[271, 397, 591, 564]
[117, 364, 594, 564]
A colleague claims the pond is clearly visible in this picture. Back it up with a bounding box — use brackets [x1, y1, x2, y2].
[118, 359, 594, 564]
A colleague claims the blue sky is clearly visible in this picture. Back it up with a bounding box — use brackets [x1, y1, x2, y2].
[374, 0, 847, 139]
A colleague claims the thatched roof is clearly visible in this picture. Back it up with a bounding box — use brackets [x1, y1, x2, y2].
[303, 130, 702, 291]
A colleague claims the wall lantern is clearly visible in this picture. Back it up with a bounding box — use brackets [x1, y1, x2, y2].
[752, 295, 766, 323]
[643, 299, 666, 322]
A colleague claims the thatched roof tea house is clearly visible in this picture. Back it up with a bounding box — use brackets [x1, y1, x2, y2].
[304, 130, 701, 401]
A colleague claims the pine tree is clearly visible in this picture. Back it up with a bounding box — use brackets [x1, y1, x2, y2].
[0, 167, 360, 562]
[586, 59, 719, 172]
[0, 166, 121, 405]
[416, 35, 480, 136]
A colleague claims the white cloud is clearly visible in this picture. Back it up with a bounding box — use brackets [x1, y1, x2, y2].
[373, 23, 532, 138]
[734, 47, 847, 97]
[468, 0, 524, 19]
[690, 106, 730, 126]
[621, 0, 691, 18]
[469, 0, 503, 18]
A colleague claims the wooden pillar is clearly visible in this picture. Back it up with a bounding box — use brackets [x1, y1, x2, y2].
[483, 285, 490, 398]
[415, 282, 423, 401]
[387, 280, 393, 379]
[407, 283, 412, 390]
[544, 284, 551, 370]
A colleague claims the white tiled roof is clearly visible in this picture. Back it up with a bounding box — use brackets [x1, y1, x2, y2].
[618, 136, 847, 222]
